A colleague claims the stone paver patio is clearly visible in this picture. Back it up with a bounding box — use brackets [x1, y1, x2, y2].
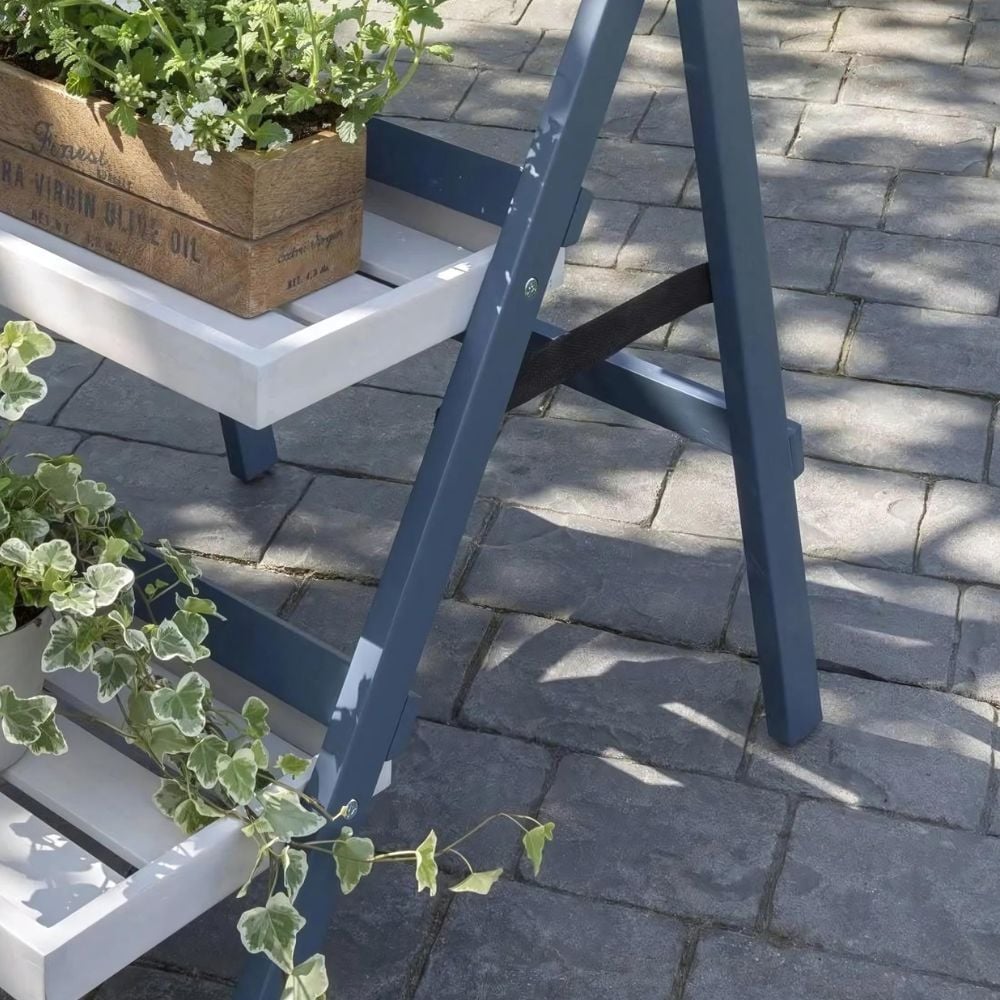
[11, 0, 1000, 996]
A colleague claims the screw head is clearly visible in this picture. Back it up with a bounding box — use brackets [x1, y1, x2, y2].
[524, 277, 540, 299]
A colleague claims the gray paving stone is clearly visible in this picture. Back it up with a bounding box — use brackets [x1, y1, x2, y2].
[366, 721, 552, 872]
[4, 423, 82, 474]
[275, 387, 437, 482]
[57, 361, 224, 454]
[403, 0, 527, 21]
[685, 931, 1000, 1000]
[974, 0, 1000, 18]
[530, 754, 786, 921]
[743, 48, 851, 102]
[747, 673, 992, 828]
[151, 862, 435, 997]
[887, 172, 1000, 245]
[773, 800, 1000, 984]
[919, 480, 1000, 584]
[684, 154, 892, 228]
[28, 342, 102, 423]
[482, 414, 680, 522]
[726, 558, 959, 686]
[566, 198, 641, 268]
[637, 89, 803, 155]
[784, 369, 992, 479]
[834, 0, 968, 13]
[791, 102, 994, 174]
[409, 19, 543, 70]
[832, 8, 971, 63]
[968, 19, 1000, 67]
[656, 0, 838, 50]
[363, 341, 459, 397]
[289, 578, 493, 722]
[76, 437, 311, 562]
[621, 208, 845, 293]
[837, 229, 1000, 315]
[841, 56, 1000, 122]
[955, 584, 1000, 703]
[657, 448, 925, 572]
[991, 412, 1000, 485]
[95, 967, 229, 1000]
[520, 0, 667, 33]
[192, 557, 295, 613]
[382, 63, 477, 120]
[263, 474, 490, 583]
[584, 139, 694, 205]
[540, 265, 670, 347]
[847, 302, 1000, 395]
[414, 882, 685, 1000]
[464, 505, 743, 646]
[455, 71, 655, 139]
[668, 288, 852, 373]
[463, 614, 759, 775]
[545, 378, 663, 428]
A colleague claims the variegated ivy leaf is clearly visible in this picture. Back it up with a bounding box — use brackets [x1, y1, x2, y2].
[451, 868, 503, 895]
[0, 500, 11, 535]
[42, 615, 95, 673]
[29, 715, 68, 756]
[145, 720, 196, 763]
[26, 539, 76, 583]
[0, 566, 16, 635]
[0, 538, 31, 568]
[156, 539, 201, 591]
[242, 696, 270, 738]
[111, 609, 151, 653]
[91, 648, 138, 703]
[173, 798, 218, 835]
[0, 685, 57, 747]
[0, 321, 55, 365]
[176, 594, 224, 618]
[153, 779, 217, 835]
[250, 738, 269, 770]
[7, 509, 48, 545]
[153, 778, 188, 820]
[150, 613, 210, 664]
[49, 581, 98, 617]
[277, 753, 311, 779]
[522, 822, 556, 877]
[34, 461, 81, 505]
[84, 563, 135, 608]
[238, 892, 305, 975]
[333, 828, 374, 894]
[217, 747, 259, 806]
[0, 368, 47, 420]
[281, 847, 308, 904]
[281, 955, 328, 1000]
[415, 830, 438, 897]
[74, 479, 116, 523]
[188, 734, 228, 789]
[99, 536, 132, 565]
[150, 671, 209, 737]
[259, 785, 325, 840]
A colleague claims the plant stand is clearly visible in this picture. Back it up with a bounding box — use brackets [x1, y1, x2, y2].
[0, 1, 822, 998]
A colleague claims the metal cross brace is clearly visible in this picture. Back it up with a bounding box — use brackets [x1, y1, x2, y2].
[218, 1, 822, 994]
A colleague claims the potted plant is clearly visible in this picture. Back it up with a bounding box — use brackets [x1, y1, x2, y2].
[0, 1, 452, 316]
[0, 320, 555, 999]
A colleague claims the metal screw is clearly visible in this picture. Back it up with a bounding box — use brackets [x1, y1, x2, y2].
[524, 277, 540, 299]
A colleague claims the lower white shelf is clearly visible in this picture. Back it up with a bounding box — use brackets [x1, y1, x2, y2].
[0, 661, 390, 1000]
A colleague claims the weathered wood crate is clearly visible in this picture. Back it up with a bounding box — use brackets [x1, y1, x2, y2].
[0, 61, 366, 317]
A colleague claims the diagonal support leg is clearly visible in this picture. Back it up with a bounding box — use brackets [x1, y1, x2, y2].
[233, 1, 647, 996]
[677, 0, 821, 746]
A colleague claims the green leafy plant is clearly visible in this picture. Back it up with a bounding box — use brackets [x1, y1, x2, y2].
[0, 0, 452, 163]
[0, 322, 554, 999]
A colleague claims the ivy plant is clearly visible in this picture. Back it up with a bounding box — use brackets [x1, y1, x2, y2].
[0, 0, 452, 163]
[0, 322, 554, 999]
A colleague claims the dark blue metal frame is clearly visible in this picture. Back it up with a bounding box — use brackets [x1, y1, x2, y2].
[213, 1, 821, 995]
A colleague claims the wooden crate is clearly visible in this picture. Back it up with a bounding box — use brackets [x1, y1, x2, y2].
[0, 61, 366, 317]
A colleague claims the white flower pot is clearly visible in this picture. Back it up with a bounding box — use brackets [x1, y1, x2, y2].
[0, 611, 52, 772]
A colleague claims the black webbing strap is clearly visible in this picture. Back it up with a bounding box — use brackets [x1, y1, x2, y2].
[508, 262, 713, 411]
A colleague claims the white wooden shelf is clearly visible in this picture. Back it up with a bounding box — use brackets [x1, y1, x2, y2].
[0, 180, 568, 430]
[0, 663, 390, 1000]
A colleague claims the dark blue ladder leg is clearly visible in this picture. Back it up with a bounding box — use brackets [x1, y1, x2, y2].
[232, 1, 646, 996]
[219, 415, 278, 482]
[677, 0, 822, 746]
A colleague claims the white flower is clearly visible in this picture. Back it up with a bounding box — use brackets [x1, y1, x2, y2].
[226, 126, 246, 153]
[100, 0, 141, 11]
[189, 97, 227, 119]
[170, 122, 194, 151]
[151, 95, 174, 126]
[193, 149, 214, 166]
